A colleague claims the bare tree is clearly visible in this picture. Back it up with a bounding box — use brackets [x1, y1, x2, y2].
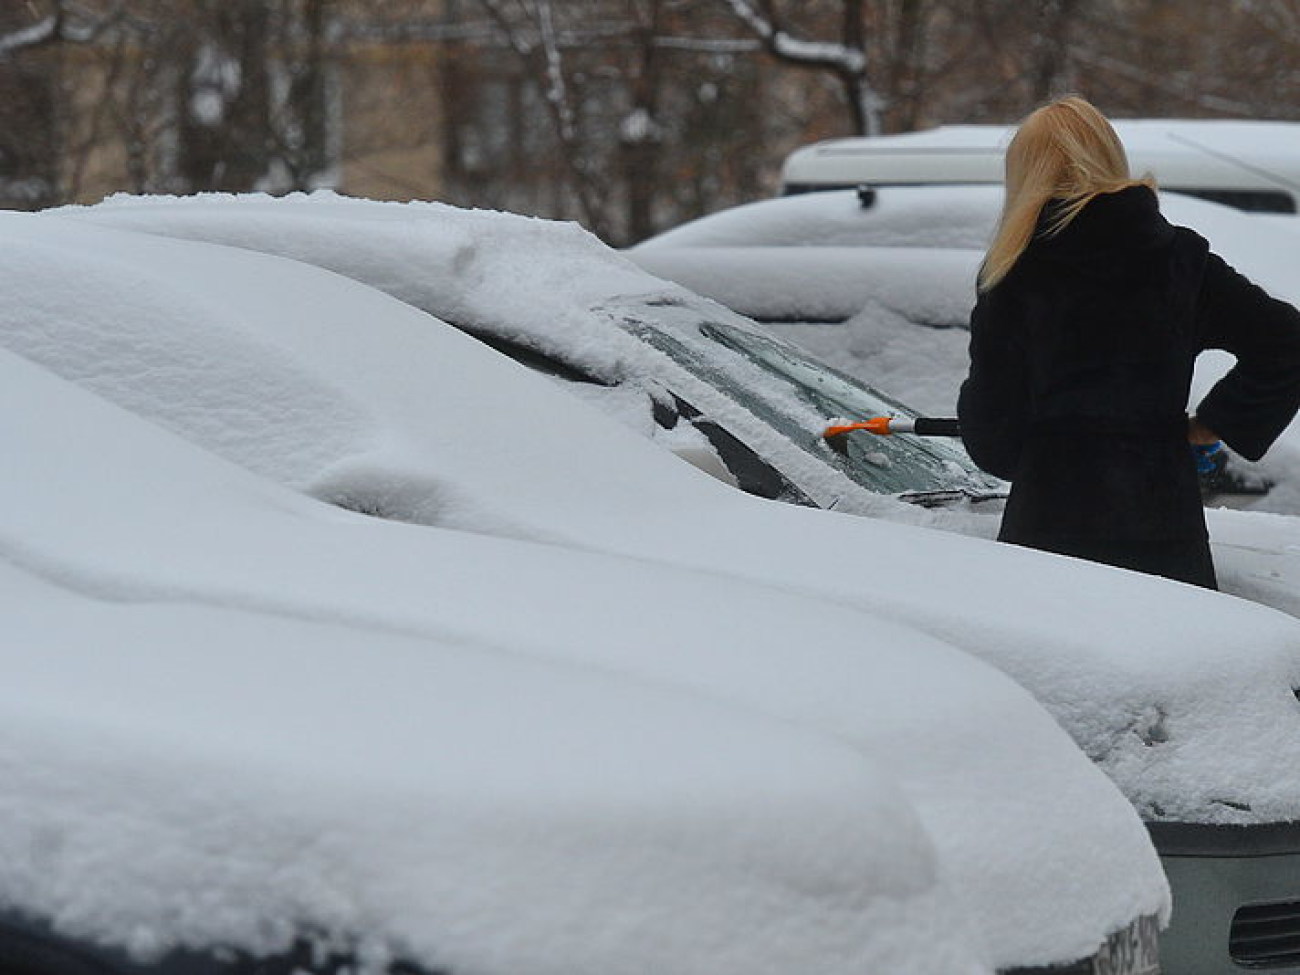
[1029, 0, 1086, 102]
[0, 1, 126, 208]
[171, 0, 340, 193]
[721, 0, 884, 135]
[7, 0, 1300, 237]
[476, 0, 611, 235]
[453, 0, 777, 242]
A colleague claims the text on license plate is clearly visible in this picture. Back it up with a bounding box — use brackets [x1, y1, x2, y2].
[1094, 914, 1160, 975]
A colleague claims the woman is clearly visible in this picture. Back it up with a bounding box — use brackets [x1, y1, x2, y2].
[958, 96, 1300, 589]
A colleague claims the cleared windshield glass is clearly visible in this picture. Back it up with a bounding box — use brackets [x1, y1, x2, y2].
[609, 297, 1004, 500]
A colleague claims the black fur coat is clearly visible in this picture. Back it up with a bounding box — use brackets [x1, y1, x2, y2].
[958, 185, 1300, 588]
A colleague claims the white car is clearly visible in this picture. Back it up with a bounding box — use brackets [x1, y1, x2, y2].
[779, 118, 1300, 213]
[45, 192, 1300, 974]
[0, 210, 1169, 975]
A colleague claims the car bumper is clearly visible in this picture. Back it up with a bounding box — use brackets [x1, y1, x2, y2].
[1150, 821, 1300, 974]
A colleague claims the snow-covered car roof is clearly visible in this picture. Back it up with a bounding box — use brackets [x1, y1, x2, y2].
[42, 194, 1300, 832]
[633, 243, 980, 325]
[626, 186, 990, 326]
[633, 183, 1003, 251]
[0, 211, 1169, 973]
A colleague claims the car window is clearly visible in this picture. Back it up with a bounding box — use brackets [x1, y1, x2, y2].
[697, 319, 1003, 498]
[460, 325, 609, 386]
[1177, 187, 1297, 214]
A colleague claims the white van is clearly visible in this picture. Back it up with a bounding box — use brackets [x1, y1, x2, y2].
[781, 119, 1300, 214]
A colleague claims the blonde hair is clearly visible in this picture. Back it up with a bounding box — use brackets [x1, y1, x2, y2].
[979, 96, 1154, 291]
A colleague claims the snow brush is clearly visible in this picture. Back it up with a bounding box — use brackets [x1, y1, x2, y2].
[823, 416, 961, 439]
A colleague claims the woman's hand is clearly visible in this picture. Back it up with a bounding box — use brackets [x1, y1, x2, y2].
[1187, 415, 1220, 445]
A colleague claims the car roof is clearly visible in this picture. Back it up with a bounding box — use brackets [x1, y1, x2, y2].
[782, 119, 1300, 205]
[631, 184, 1003, 251]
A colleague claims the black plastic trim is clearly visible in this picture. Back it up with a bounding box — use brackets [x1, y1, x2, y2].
[780, 181, 1297, 213]
[0, 909, 441, 975]
[1148, 820, 1300, 858]
[458, 326, 611, 386]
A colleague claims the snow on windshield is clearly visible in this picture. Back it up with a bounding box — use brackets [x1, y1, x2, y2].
[44, 192, 1300, 832]
[3, 346, 997, 975]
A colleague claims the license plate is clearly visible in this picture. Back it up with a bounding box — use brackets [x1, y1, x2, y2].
[1094, 914, 1161, 975]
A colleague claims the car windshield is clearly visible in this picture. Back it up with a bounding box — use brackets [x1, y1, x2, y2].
[605, 297, 1004, 501]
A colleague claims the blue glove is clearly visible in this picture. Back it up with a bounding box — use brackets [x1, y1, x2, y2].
[1192, 441, 1226, 475]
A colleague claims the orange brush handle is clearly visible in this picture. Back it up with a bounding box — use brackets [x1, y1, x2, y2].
[823, 417, 894, 438]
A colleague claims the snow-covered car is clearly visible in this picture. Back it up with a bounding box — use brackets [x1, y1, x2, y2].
[0, 210, 1171, 975]
[45, 192, 1300, 975]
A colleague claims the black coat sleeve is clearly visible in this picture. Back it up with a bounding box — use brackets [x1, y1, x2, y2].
[1193, 252, 1300, 461]
[958, 287, 1028, 480]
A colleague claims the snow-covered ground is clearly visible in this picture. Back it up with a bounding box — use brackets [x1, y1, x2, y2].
[40, 193, 1300, 834]
[0, 206, 1182, 973]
